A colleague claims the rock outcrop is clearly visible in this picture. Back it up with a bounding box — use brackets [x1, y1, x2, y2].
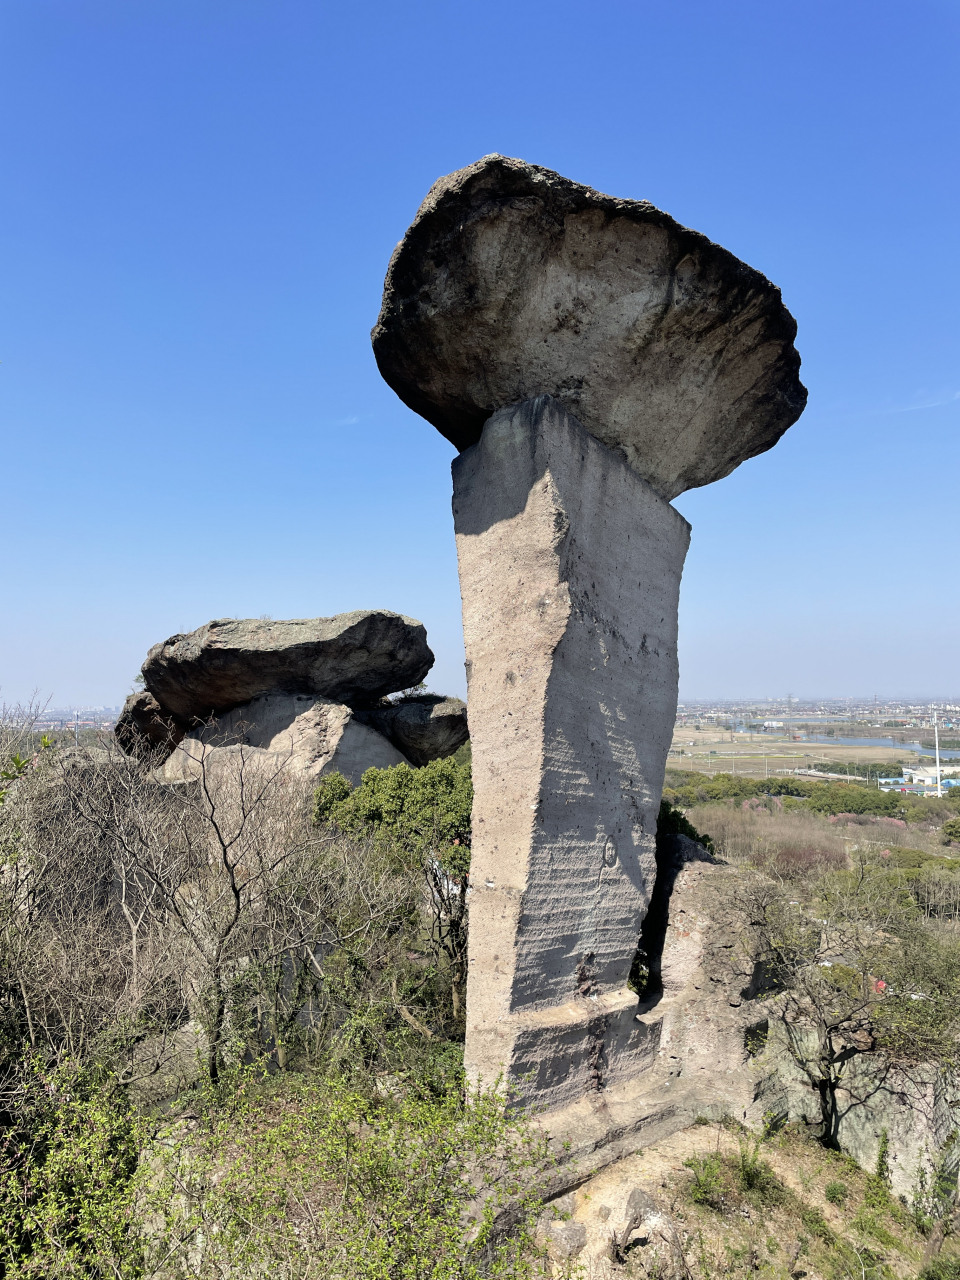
[373, 153, 806, 502]
[115, 691, 187, 761]
[161, 693, 411, 787]
[118, 611, 464, 784]
[142, 611, 433, 722]
[539, 1184, 688, 1279]
[455, 396, 690, 1110]
[366, 694, 468, 766]
[373, 156, 804, 1128]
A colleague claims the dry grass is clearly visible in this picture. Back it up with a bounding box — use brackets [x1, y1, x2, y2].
[686, 798, 959, 880]
[602, 1119, 940, 1280]
[685, 803, 848, 877]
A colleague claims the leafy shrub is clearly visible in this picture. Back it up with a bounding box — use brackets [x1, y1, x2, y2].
[736, 1137, 783, 1204]
[314, 758, 472, 868]
[737, 1137, 765, 1190]
[920, 1259, 960, 1280]
[314, 759, 474, 1021]
[798, 1204, 834, 1242]
[0, 1062, 145, 1279]
[825, 1179, 848, 1205]
[657, 799, 713, 852]
[683, 1154, 725, 1208]
[145, 1071, 559, 1280]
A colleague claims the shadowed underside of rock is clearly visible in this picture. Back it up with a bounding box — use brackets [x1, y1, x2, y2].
[372, 154, 806, 501]
[115, 690, 187, 763]
[141, 610, 434, 722]
[366, 694, 469, 766]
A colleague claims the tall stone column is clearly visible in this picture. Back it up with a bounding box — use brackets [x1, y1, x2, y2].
[372, 154, 806, 1118]
[454, 395, 689, 1106]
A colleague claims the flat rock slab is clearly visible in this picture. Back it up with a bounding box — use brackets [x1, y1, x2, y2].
[373, 154, 806, 500]
[368, 694, 468, 765]
[161, 693, 410, 787]
[142, 610, 433, 722]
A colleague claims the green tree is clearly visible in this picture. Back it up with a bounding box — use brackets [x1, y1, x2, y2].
[742, 860, 960, 1149]
[315, 759, 473, 1021]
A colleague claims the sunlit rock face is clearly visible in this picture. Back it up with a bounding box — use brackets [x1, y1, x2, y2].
[373, 153, 806, 502]
[373, 155, 805, 1117]
[141, 611, 433, 722]
[453, 396, 689, 1106]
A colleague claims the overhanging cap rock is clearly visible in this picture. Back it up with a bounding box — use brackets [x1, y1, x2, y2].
[372, 154, 806, 501]
[141, 611, 434, 721]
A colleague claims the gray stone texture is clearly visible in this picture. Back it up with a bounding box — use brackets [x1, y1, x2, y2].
[454, 396, 690, 1108]
[141, 610, 433, 722]
[366, 694, 469, 765]
[161, 693, 410, 787]
[373, 153, 806, 501]
[115, 691, 186, 763]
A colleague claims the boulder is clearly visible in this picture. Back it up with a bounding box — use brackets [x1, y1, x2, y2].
[115, 690, 186, 763]
[372, 154, 806, 501]
[161, 693, 410, 787]
[141, 611, 433, 722]
[367, 694, 468, 765]
[538, 1184, 688, 1278]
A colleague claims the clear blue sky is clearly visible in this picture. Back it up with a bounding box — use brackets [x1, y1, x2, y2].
[2, 0, 957, 707]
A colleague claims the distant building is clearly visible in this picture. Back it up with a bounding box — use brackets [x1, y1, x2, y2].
[879, 766, 960, 794]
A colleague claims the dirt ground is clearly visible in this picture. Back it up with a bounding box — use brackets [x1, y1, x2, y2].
[562, 1118, 950, 1278]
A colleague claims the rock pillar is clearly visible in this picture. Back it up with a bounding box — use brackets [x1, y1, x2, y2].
[454, 395, 690, 1109]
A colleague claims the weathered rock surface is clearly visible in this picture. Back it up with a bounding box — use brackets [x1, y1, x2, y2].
[539, 839, 960, 1208]
[373, 153, 806, 501]
[141, 611, 433, 722]
[529, 837, 759, 1190]
[161, 693, 410, 787]
[456, 395, 690, 1109]
[366, 694, 468, 766]
[539, 1184, 688, 1278]
[115, 691, 186, 763]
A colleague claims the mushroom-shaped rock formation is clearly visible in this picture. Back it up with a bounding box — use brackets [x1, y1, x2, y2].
[367, 694, 469, 766]
[372, 157, 805, 1141]
[141, 611, 433, 723]
[373, 154, 806, 501]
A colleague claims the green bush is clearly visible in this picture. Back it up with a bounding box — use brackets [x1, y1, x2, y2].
[315, 759, 474, 1021]
[683, 1154, 725, 1208]
[920, 1259, 960, 1280]
[314, 758, 473, 872]
[799, 1204, 834, 1242]
[824, 1179, 848, 1205]
[0, 1062, 145, 1279]
[145, 1071, 560, 1280]
[657, 798, 713, 852]
[738, 1136, 772, 1192]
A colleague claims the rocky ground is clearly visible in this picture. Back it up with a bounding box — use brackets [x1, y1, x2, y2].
[542, 1117, 948, 1279]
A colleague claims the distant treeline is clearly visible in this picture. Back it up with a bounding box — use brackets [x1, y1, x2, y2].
[662, 769, 960, 820]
